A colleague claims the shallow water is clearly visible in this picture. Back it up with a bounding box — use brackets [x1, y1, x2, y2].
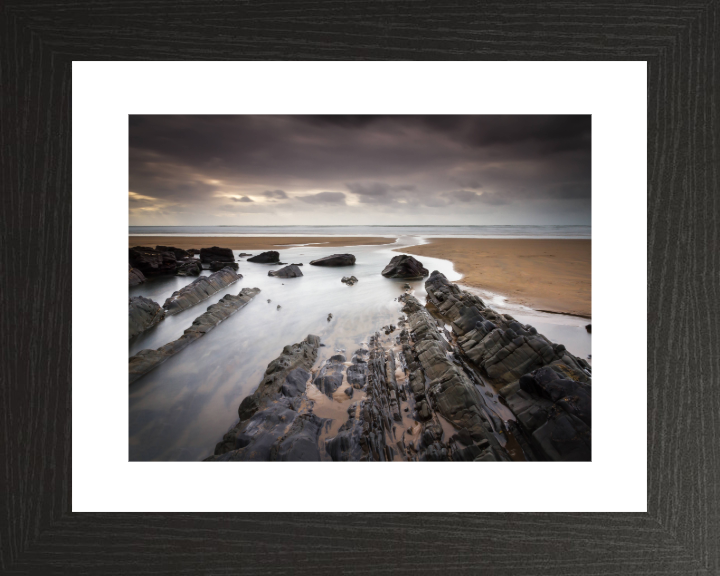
[129, 235, 591, 461]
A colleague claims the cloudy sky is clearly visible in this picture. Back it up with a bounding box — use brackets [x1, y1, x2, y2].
[129, 115, 591, 226]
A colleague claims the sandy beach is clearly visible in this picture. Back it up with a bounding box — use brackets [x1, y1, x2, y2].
[398, 238, 591, 318]
[129, 236, 396, 251]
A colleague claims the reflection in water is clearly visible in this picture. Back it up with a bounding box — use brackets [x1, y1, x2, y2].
[129, 236, 591, 461]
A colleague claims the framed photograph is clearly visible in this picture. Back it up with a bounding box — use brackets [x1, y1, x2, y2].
[4, 3, 717, 574]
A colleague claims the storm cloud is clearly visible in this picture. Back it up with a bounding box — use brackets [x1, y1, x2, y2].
[129, 115, 591, 225]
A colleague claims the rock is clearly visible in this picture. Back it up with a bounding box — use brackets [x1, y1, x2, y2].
[238, 253, 252, 257]
[277, 305, 281, 310]
[313, 355, 346, 397]
[176, 259, 202, 276]
[267, 299, 271, 303]
[585, 324, 592, 333]
[381, 254, 429, 279]
[291, 263, 303, 266]
[280, 368, 312, 397]
[129, 288, 261, 384]
[309, 254, 356, 267]
[210, 261, 238, 271]
[341, 276, 358, 285]
[129, 296, 165, 340]
[344, 387, 354, 397]
[382, 324, 396, 335]
[421, 270, 592, 461]
[186, 248, 200, 255]
[162, 267, 241, 315]
[208, 335, 322, 459]
[129, 246, 178, 276]
[156, 245, 190, 259]
[327, 313, 333, 322]
[403, 283, 411, 289]
[268, 264, 303, 278]
[129, 267, 146, 287]
[247, 251, 280, 264]
[199, 246, 235, 264]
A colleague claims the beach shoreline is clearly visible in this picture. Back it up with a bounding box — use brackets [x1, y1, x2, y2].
[397, 238, 591, 318]
[130, 235, 591, 317]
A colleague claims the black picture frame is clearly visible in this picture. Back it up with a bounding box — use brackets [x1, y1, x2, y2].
[2, 2, 717, 574]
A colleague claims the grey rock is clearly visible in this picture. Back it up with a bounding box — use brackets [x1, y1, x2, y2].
[129, 296, 165, 340]
[381, 254, 429, 279]
[310, 254, 356, 267]
[341, 276, 358, 285]
[268, 264, 303, 278]
[129, 267, 146, 287]
[129, 287, 261, 384]
[162, 267, 241, 315]
[176, 259, 202, 276]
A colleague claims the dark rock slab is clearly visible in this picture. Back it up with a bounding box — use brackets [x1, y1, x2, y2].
[247, 251, 280, 263]
[199, 246, 235, 264]
[129, 246, 178, 276]
[129, 296, 165, 340]
[129, 287, 260, 384]
[381, 254, 429, 279]
[162, 267, 241, 315]
[129, 267, 146, 287]
[309, 254, 356, 267]
[268, 264, 303, 278]
[156, 245, 190, 259]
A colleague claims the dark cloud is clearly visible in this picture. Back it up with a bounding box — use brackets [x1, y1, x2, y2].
[346, 182, 417, 204]
[129, 115, 591, 225]
[297, 192, 346, 204]
[262, 189, 288, 200]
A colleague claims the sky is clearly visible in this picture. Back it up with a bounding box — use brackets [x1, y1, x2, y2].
[129, 115, 591, 226]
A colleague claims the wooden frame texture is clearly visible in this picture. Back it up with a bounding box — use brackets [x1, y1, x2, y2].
[1, 2, 718, 574]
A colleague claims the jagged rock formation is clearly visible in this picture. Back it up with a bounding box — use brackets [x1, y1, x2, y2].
[247, 251, 280, 263]
[176, 259, 202, 276]
[341, 276, 358, 285]
[310, 254, 356, 267]
[129, 288, 260, 384]
[209, 335, 322, 459]
[381, 254, 429, 279]
[199, 246, 235, 264]
[129, 246, 178, 277]
[162, 267, 241, 316]
[204, 271, 591, 462]
[268, 264, 303, 278]
[129, 267, 146, 287]
[129, 296, 165, 340]
[424, 270, 591, 461]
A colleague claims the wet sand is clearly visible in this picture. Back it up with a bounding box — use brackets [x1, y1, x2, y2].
[399, 238, 591, 318]
[129, 236, 396, 251]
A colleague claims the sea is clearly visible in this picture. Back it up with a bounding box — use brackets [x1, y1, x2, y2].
[129, 227, 591, 461]
[130, 224, 590, 239]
